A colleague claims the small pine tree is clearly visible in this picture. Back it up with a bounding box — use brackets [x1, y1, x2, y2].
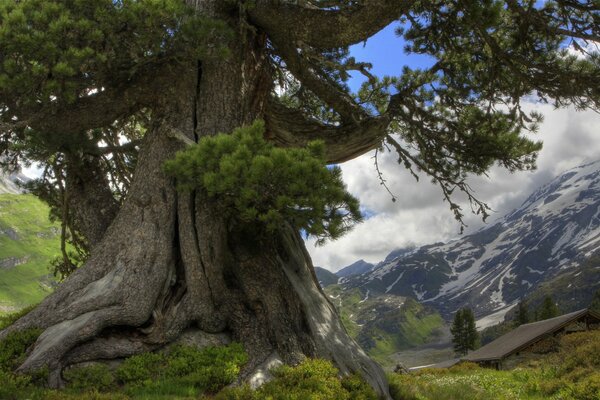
[451, 309, 465, 356]
[589, 289, 600, 314]
[451, 308, 479, 357]
[463, 308, 480, 352]
[538, 295, 559, 320]
[514, 300, 530, 326]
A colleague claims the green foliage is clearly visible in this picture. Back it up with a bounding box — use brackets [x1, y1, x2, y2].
[43, 391, 129, 400]
[164, 120, 362, 245]
[0, 328, 42, 372]
[0, 324, 49, 399]
[589, 289, 600, 314]
[117, 343, 247, 397]
[514, 300, 530, 327]
[115, 351, 166, 386]
[163, 343, 248, 393]
[537, 295, 559, 321]
[535, 331, 600, 400]
[0, 369, 39, 400]
[0, 0, 231, 106]
[0, 303, 36, 330]
[64, 363, 116, 392]
[451, 308, 479, 357]
[216, 359, 377, 400]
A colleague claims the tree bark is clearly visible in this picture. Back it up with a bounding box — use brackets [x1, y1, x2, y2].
[65, 154, 120, 249]
[0, 4, 390, 398]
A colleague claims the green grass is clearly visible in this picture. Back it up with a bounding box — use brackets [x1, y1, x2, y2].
[0, 194, 60, 310]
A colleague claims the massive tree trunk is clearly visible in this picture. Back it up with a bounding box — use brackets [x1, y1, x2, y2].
[0, 4, 390, 398]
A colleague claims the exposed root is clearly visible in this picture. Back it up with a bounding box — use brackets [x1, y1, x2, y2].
[246, 351, 283, 389]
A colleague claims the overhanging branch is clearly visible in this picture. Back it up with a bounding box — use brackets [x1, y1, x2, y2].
[265, 98, 390, 163]
[272, 40, 368, 123]
[13, 64, 181, 135]
[249, 1, 412, 49]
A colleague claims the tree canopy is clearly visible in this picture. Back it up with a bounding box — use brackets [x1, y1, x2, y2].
[1, 1, 598, 247]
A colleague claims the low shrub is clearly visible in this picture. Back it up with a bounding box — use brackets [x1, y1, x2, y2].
[0, 328, 42, 372]
[216, 359, 377, 400]
[0, 304, 37, 330]
[63, 363, 115, 392]
[164, 342, 248, 393]
[118, 343, 248, 397]
[0, 369, 34, 400]
[448, 361, 480, 373]
[116, 351, 166, 385]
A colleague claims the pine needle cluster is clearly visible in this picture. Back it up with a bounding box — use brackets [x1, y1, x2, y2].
[164, 121, 363, 245]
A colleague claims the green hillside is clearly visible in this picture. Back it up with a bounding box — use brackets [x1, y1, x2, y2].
[325, 285, 445, 364]
[0, 194, 60, 313]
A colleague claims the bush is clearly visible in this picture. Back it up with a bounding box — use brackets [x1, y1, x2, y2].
[448, 361, 480, 373]
[0, 328, 42, 372]
[63, 363, 115, 392]
[165, 343, 248, 393]
[115, 351, 166, 385]
[117, 343, 248, 398]
[0, 369, 34, 400]
[216, 359, 378, 400]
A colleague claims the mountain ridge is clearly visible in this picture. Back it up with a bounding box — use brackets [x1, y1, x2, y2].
[341, 161, 600, 319]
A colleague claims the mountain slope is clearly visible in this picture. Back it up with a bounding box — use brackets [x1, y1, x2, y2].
[324, 284, 444, 364]
[0, 194, 60, 313]
[314, 266, 339, 287]
[343, 161, 600, 318]
[336, 259, 375, 278]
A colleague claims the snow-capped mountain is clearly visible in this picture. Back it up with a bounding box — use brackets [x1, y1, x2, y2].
[342, 161, 600, 318]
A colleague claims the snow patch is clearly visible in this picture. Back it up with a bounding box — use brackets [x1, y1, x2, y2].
[385, 271, 404, 293]
[359, 289, 370, 303]
[475, 303, 517, 330]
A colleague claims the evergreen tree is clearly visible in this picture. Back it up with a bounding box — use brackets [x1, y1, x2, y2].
[514, 300, 530, 327]
[589, 289, 600, 314]
[451, 309, 465, 356]
[451, 308, 479, 357]
[0, 1, 598, 396]
[538, 296, 560, 320]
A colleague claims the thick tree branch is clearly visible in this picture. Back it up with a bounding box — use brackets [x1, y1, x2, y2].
[272, 40, 368, 123]
[12, 64, 181, 135]
[265, 97, 389, 163]
[249, 0, 412, 49]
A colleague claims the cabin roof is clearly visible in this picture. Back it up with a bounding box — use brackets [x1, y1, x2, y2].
[463, 308, 600, 362]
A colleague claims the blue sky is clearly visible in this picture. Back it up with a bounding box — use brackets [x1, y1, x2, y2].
[347, 22, 435, 92]
[308, 23, 600, 271]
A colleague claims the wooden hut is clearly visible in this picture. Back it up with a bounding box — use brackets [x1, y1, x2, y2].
[463, 308, 600, 370]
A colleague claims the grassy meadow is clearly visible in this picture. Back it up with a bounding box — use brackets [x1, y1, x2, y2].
[0, 194, 60, 312]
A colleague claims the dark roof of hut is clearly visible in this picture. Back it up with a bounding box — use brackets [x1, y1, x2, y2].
[463, 308, 600, 362]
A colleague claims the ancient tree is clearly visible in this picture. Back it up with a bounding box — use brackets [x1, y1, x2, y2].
[0, 1, 598, 397]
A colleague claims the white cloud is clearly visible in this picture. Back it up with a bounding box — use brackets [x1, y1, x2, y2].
[307, 104, 600, 272]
